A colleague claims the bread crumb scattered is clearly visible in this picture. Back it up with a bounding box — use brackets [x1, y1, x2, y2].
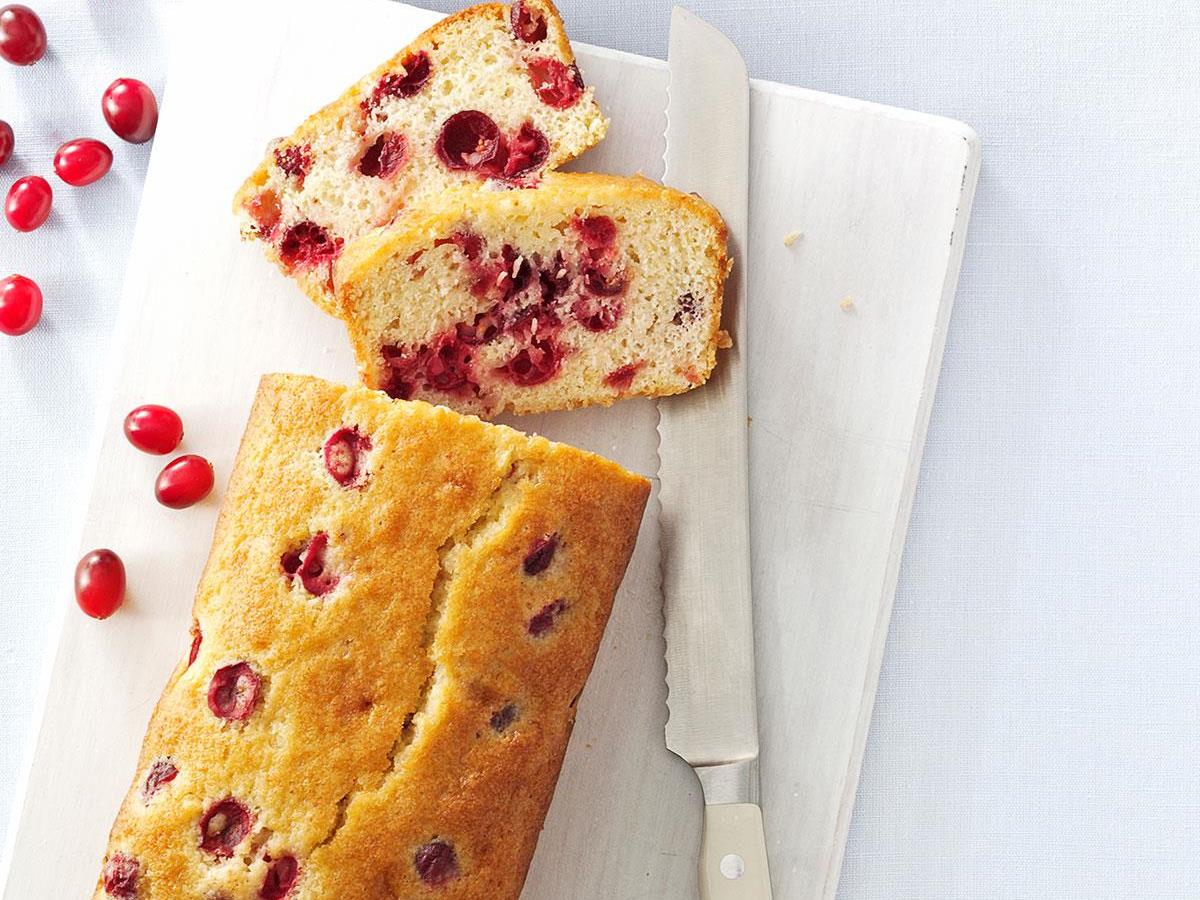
[840, 296, 857, 314]
[782, 230, 803, 247]
[715, 330, 733, 349]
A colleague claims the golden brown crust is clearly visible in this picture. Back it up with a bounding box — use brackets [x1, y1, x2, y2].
[94, 374, 649, 900]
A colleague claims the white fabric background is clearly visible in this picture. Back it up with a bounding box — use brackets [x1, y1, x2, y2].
[3, 1, 1199, 897]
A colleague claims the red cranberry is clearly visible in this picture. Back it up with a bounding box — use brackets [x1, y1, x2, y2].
[584, 266, 628, 296]
[207, 662, 261, 721]
[0, 120, 13, 165]
[502, 122, 549, 179]
[282, 532, 339, 596]
[274, 143, 312, 186]
[672, 291, 699, 326]
[199, 797, 253, 857]
[572, 295, 621, 332]
[259, 854, 300, 899]
[527, 57, 584, 109]
[123, 404, 183, 455]
[528, 598, 569, 637]
[456, 308, 501, 345]
[436, 110, 503, 172]
[575, 214, 616, 251]
[357, 132, 407, 178]
[363, 51, 431, 115]
[5, 174, 51, 231]
[605, 361, 644, 391]
[278, 221, 342, 271]
[102, 852, 139, 898]
[102, 78, 158, 144]
[187, 622, 202, 667]
[248, 190, 281, 235]
[53, 138, 113, 186]
[75, 549, 126, 620]
[523, 533, 558, 575]
[0, 5, 46, 65]
[449, 230, 484, 261]
[323, 427, 371, 487]
[155, 454, 214, 509]
[142, 758, 179, 802]
[0, 273, 42, 335]
[500, 338, 561, 386]
[490, 703, 519, 733]
[510, 0, 548, 42]
[414, 840, 459, 886]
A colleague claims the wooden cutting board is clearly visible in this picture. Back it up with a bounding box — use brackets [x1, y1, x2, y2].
[0, 1, 979, 897]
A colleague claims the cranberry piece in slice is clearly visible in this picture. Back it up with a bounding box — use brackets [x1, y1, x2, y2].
[523, 533, 559, 575]
[274, 143, 312, 186]
[199, 797, 253, 857]
[54, 138, 113, 186]
[323, 427, 371, 487]
[278, 221, 342, 271]
[502, 122, 549, 179]
[575, 214, 616, 251]
[456, 308, 502, 345]
[0, 273, 42, 336]
[672, 291, 699, 326]
[527, 56, 584, 109]
[75, 549, 126, 620]
[5, 174, 51, 231]
[414, 839, 459, 886]
[363, 50, 432, 115]
[102, 851, 140, 898]
[248, 190, 281, 235]
[510, 0, 548, 42]
[358, 132, 408, 178]
[259, 854, 300, 899]
[123, 404, 183, 455]
[584, 266, 628, 296]
[208, 662, 262, 721]
[490, 703, 519, 733]
[102, 78, 158, 144]
[572, 295, 622, 332]
[528, 598, 569, 637]
[605, 361, 644, 391]
[436, 110, 503, 172]
[500, 338, 561, 386]
[0, 4, 46, 65]
[142, 758, 179, 802]
[422, 333, 476, 394]
[155, 454, 214, 509]
[283, 532, 340, 596]
[188, 622, 202, 667]
[0, 120, 13, 165]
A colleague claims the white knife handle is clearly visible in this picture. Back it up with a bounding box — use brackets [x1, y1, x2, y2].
[700, 803, 773, 899]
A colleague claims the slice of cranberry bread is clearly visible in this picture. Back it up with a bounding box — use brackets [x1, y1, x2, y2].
[94, 374, 648, 900]
[335, 172, 731, 417]
[233, 1, 607, 314]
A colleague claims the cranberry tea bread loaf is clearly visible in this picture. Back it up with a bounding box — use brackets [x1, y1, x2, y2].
[234, 1, 607, 314]
[336, 172, 731, 417]
[95, 373, 649, 900]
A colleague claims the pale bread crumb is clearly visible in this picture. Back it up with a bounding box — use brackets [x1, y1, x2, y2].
[783, 230, 803, 247]
[716, 330, 733, 349]
[840, 296, 857, 314]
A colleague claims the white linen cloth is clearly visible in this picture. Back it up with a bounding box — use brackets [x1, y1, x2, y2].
[2, 1, 1198, 897]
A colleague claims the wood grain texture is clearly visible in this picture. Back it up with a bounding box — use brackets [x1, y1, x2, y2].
[0, 1, 977, 897]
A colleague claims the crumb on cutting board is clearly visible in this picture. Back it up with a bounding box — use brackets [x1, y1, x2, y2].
[840, 296, 857, 314]
[716, 330, 733, 349]
[783, 230, 803, 246]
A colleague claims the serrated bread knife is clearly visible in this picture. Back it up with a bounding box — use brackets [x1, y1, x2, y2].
[658, 7, 773, 899]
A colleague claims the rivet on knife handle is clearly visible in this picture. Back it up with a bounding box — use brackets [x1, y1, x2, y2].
[700, 803, 773, 899]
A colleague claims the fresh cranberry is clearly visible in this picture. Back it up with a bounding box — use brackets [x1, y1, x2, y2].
[358, 132, 407, 178]
[199, 797, 253, 857]
[75, 549, 126, 620]
[247, 190, 281, 235]
[155, 454, 214, 509]
[0, 120, 13, 165]
[501, 122, 548, 179]
[423, 333, 476, 393]
[605, 361, 644, 391]
[102, 852, 139, 898]
[490, 703, 519, 733]
[0, 5, 45, 65]
[142, 758, 179, 802]
[5, 174, 51, 231]
[0, 273, 41, 335]
[523, 533, 559, 575]
[510, 0, 548, 42]
[53, 138, 113, 186]
[527, 57, 584, 109]
[572, 295, 621, 332]
[187, 622, 202, 667]
[584, 266, 628, 296]
[456, 308, 502, 345]
[207, 662, 261, 721]
[448, 230, 484, 261]
[274, 143, 312, 186]
[102, 78, 158, 144]
[363, 51, 432, 115]
[539, 252, 570, 300]
[260, 855, 300, 899]
[123, 404, 183, 455]
[282, 532, 339, 596]
[414, 840, 459, 886]
[436, 110, 503, 172]
[323, 427, 371, 487]
[528, 598, 569, 637]
[499, 244, 534, 299]
[500, 338, 561, 386]
[278, 221, 342, 271]
[575, 214, 616, 251]
[672, 291, 699, 326]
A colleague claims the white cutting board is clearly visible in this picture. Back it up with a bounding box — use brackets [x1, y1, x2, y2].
[0, 1, 978, 897]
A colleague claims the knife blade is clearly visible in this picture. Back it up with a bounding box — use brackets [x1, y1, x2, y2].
[658, 7, 772, 899]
